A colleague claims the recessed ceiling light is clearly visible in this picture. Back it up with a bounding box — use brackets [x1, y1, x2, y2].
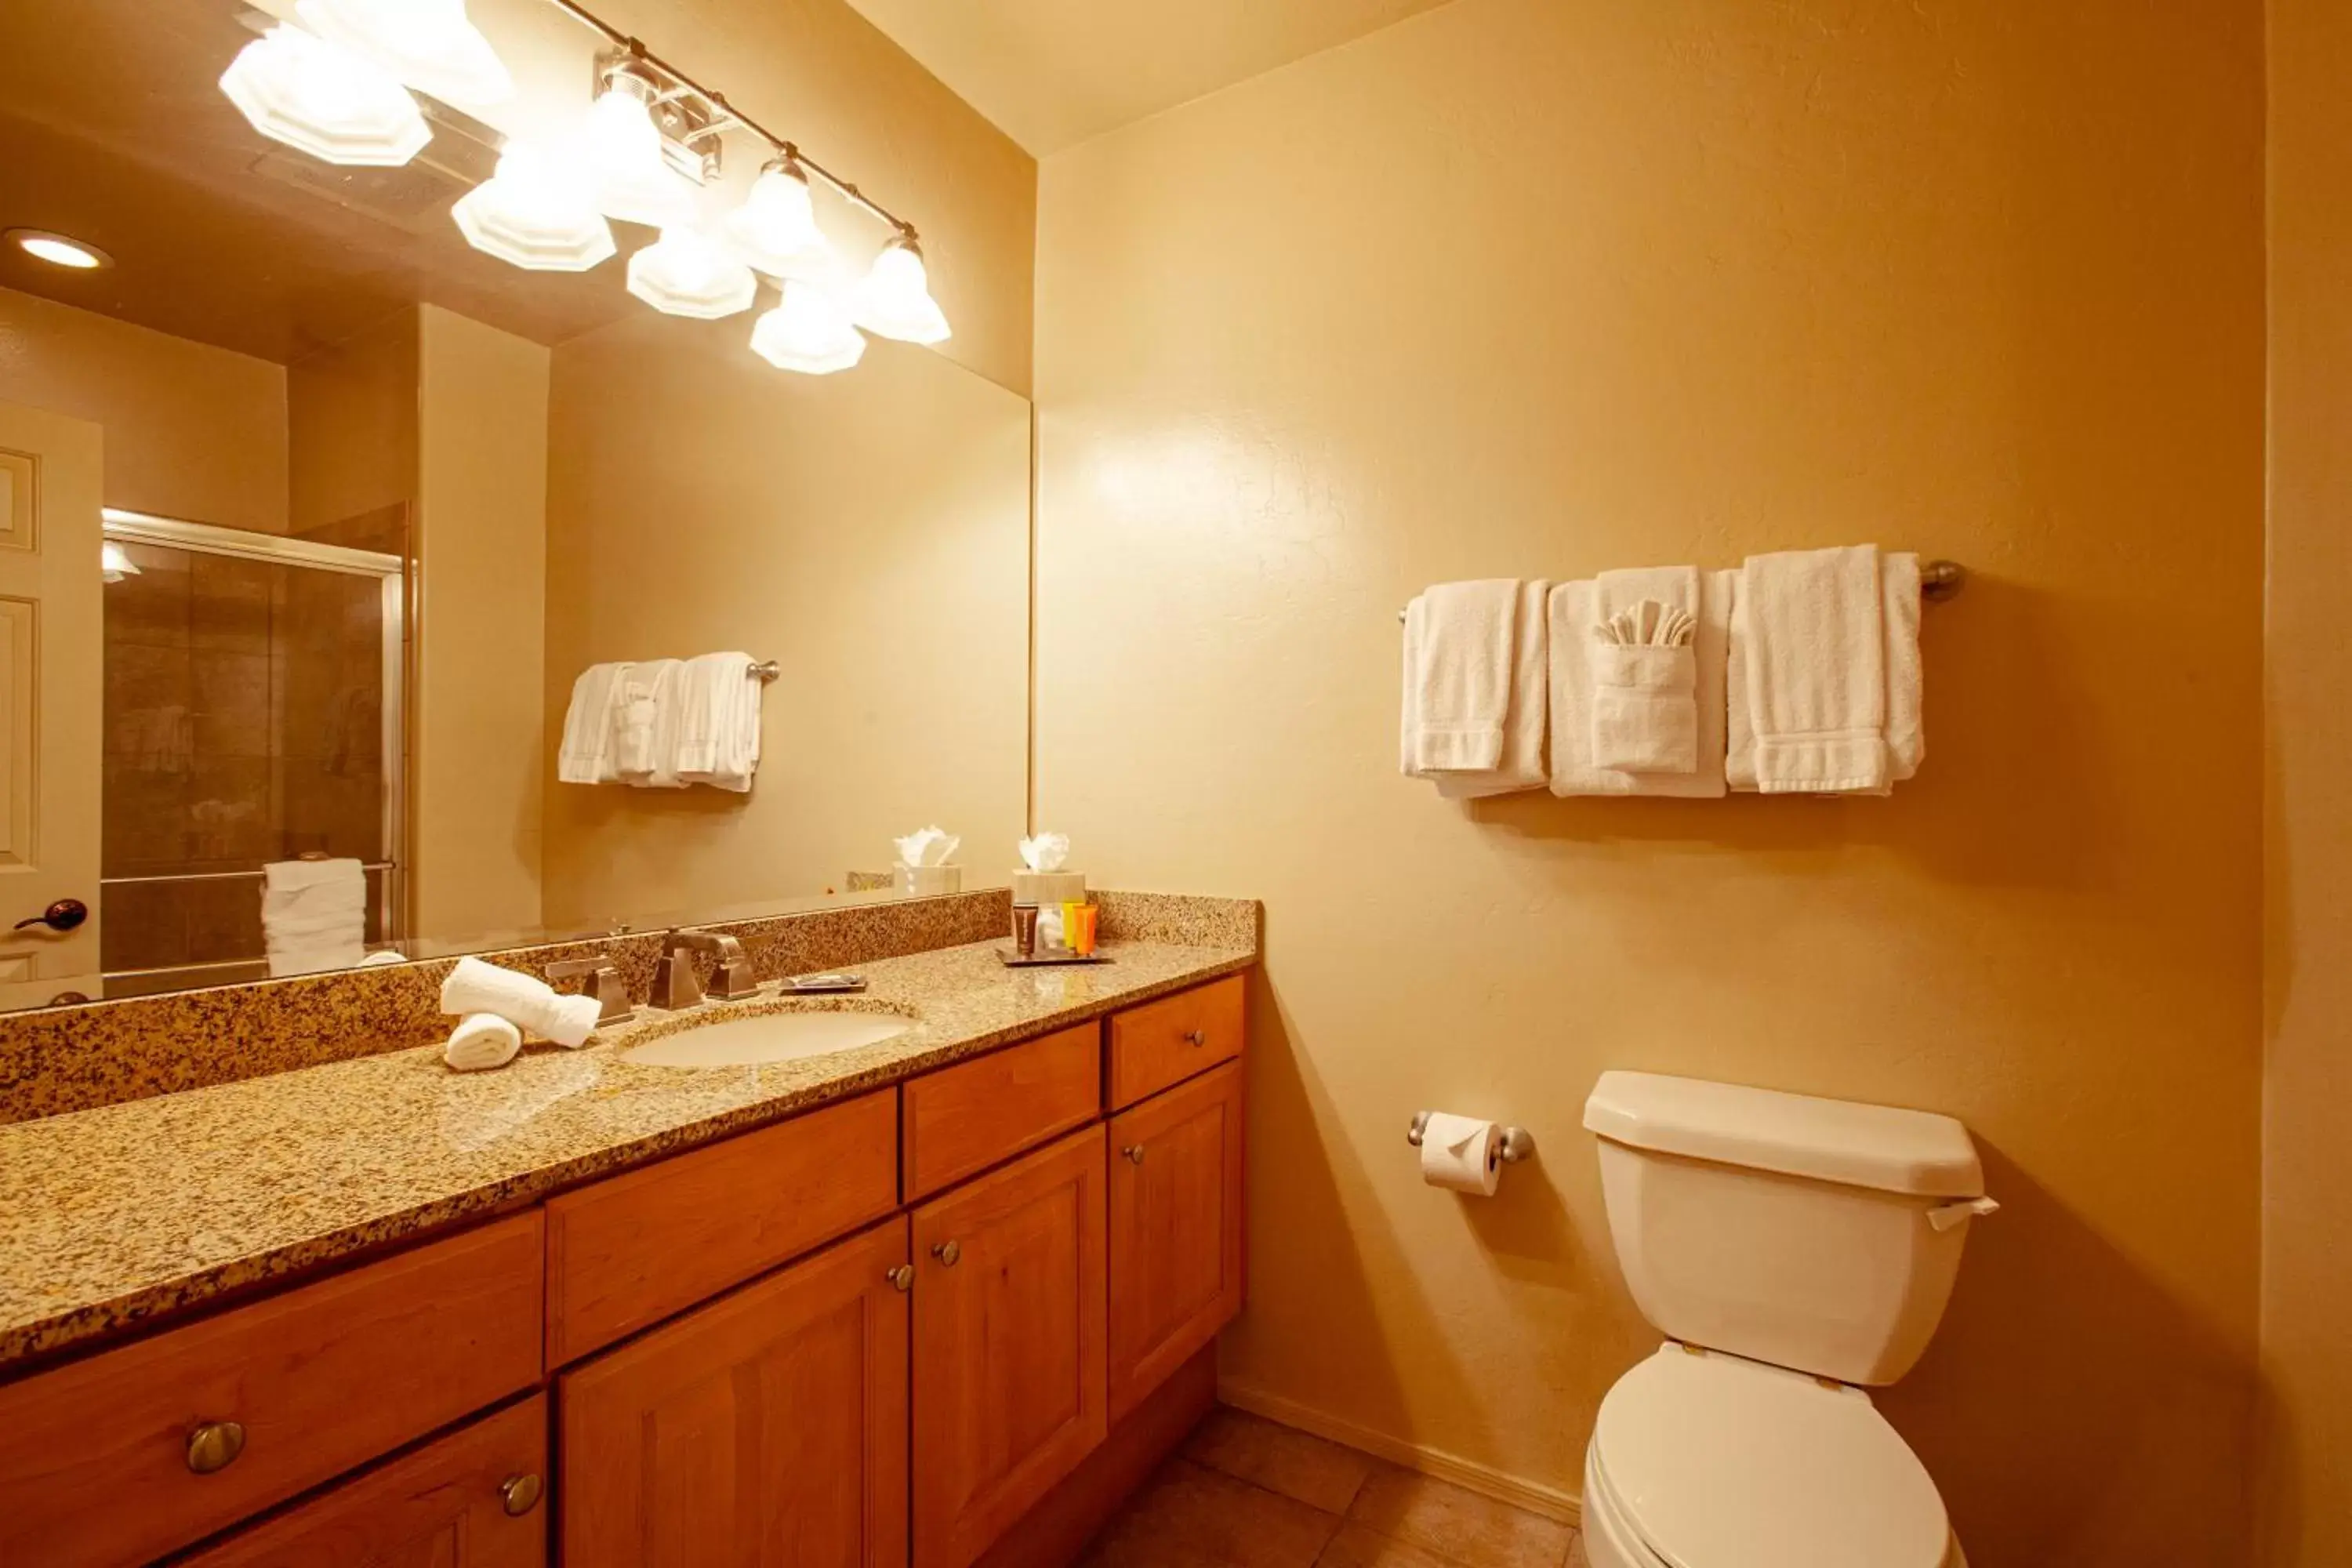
[7, 229, 113, 270]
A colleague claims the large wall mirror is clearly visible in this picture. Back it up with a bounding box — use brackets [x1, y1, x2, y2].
[0, 0, 1030, 1011]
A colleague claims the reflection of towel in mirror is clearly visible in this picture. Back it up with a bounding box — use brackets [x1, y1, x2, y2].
[261, 857, 367, 976]
[675, 652, 761, 792]
[613, 659, 687, 788]
[557, 662, 629, 784]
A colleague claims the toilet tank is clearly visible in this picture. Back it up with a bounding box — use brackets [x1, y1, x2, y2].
[1583, 1072, 1993, 1386]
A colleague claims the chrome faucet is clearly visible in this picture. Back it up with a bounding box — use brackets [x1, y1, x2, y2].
[653, 929, 760, 1009]
[546, 956, 633, 1025]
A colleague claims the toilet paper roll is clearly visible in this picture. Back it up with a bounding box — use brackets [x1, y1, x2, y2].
[1419, 1112, 1501, 1196]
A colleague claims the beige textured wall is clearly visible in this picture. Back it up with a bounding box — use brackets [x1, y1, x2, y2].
[413, 304, 549, 945]
[1033, 1, 2265, 1561]
[0, 285, 286, 532]
[2259, 0, 2352, 1561]
[288, 310, 416, 543]
[539, 319, 1029, 930]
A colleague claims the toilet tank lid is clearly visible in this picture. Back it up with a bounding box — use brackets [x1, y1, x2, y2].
[1583, 1072, 1985, 1198]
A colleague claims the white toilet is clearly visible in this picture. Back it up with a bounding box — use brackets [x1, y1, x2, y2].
[1579, 1072, 1998, 1568]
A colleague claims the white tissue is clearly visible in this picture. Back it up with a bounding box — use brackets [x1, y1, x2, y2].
[895, 826, 960, 869]
[444, 1013, 522, 1073]
[439, 956, 604, 1049]
[1419, 1112, 1501, 1196]
[1018, 833, 1072, 873]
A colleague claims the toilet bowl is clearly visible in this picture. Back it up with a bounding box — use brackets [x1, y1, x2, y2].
[1577, 1345, 1965, 1568]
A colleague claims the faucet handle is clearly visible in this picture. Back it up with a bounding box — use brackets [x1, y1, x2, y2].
[546, 957, 633, 1024]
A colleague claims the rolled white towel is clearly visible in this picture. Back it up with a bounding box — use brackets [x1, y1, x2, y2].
[444, 1013, 522, 1073]
[438, 956, 604, 1048]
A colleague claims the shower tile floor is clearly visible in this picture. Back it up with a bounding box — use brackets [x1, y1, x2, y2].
[1080, 1406, 1587, 1568]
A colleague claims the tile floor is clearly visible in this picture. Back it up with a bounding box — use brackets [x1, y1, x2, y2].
[1080, 1406, 1588, 1568]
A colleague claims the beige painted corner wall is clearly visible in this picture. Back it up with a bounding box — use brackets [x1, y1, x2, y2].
[0, 285, 287, 532]
[2259, 1, 2352, 1563]
[539, 319, 1029, 930]
[289, 310, 416, 543]
[413, 304, 549, 946]
[1033, 1, 2266, 1561]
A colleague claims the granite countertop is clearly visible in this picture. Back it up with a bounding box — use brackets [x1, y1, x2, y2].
[0, 935, 1255, 1367]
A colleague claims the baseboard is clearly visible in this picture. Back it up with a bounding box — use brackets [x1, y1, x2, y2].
[1216, 1378, 1583, 1527]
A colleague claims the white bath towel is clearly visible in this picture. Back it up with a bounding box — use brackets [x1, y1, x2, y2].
[676, 652, 762, 792]
[1403, 580, 1551, 798]
[1548, 568, 1731, 797]
[1400, 580, 1523, 775]
[261, 858, 367, 977]
[613, 659, 687, 789]
[444, 1013, 523, 1073]
[557, 662, 630, 785]
[438, 955, 604, 1047]
[1726, 547, 1922, 795]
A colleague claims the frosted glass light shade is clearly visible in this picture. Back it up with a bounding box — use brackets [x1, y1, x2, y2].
[721, 162, 835, 280]
[295, 0, 513, 107]
[750, 281, 866, 375]
[852, 238, 949, 345]
[585, 82, 699, 228]
[627, 227, 757, 319]
[452, 144, 615, 271]
[220, 25, 430, 168]
[101, 541, 142, 584]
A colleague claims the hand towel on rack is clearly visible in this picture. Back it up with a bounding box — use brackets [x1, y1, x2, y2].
[1548, 568, 1731, 797]
[1726, 547, 1922, 794]
[1588, 596, 1700, 774]
[677, 652, 762, 793]
[1402, 580, 1551, 797]
[557, 662, 630, 785]
[1400, 580, 1523, 775]
[261, 857, 367, 977]
[614, 659, 687, 788]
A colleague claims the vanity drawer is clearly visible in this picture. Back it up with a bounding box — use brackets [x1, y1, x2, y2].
[545, 1088, 898, 1365]
[1106, 977, 1245, 1110]
[903, 1023, 1102, 1200]
[0, 1212, 543, 1568]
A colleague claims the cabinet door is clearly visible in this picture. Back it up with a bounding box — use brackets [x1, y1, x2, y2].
[1107, 1061, 1246, 1420]
[559, 1219, 910, 1568]
[180, 1396, 547, 1568]
[912, 1123, 1107, 1568]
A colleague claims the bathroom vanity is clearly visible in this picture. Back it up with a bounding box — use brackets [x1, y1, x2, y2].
[0, 928, 1253, 1568]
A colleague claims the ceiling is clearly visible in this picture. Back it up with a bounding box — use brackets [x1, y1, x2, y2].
[837, 0, 1456, 155]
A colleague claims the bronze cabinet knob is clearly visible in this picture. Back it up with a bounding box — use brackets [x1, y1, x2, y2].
[931, 1240, 960, 1267]
[1122, 1145, 1146, 1164]
[185, 1421, 245, 1475]
[887, 1265, 915, 1291]
[1183, 1029, 1207, 1047]
[499, 1472, 543, 1517]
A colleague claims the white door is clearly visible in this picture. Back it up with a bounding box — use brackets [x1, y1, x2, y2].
[0, 402, 103, 1007]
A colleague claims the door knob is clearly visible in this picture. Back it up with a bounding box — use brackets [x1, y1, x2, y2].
[186, 1421, 246, 1475]
[13, 898, 86, 934]
[887, 1265, 915, 1291]
[1122, 1145, 1146, 1164]
[499, 1472, 543, 1517]
[931, 1240, 961, 1267]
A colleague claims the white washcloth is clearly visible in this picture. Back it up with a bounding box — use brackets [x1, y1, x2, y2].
[557, 662, 630, 785]
[1401, 580, 1523, 775]
[613, 659, 687, 788]
[1727, 547, 1922, 795]
[1588, 597, 1700, 773]
[1402, 581, 1551, 797]
[676, 652, 761, 792]
[438, 955, 604, 1047]
[1548, 568, 1731, 797]
[260, 858, 366, 975]
[444, 1013, 523, 1073]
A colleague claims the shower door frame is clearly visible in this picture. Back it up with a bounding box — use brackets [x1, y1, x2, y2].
[98, 509, 408, 979]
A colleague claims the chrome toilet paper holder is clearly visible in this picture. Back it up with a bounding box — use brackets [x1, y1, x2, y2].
[1407, 1111, 1534, 1167]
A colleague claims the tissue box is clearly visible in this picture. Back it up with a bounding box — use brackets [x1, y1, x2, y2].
[896, 865, 964, 896]
[1012, 870, 1086, 907]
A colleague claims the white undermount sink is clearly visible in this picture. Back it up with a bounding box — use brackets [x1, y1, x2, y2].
[620, 1006, 914, 1068]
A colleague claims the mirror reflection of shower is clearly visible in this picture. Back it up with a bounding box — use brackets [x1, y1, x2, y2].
[99, 508, 406, 997]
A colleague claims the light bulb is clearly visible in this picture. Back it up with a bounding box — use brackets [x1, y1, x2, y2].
[750, 280, 866, 375]
[584, 74, 699, 228]
[452, 143, 615, 271]
[219, 24, 430, 168]
[8, 230, 111, 270]
[101, 541, 142, 584]
[295, 0, 513, 107]
[627, 227, 757, 319]
[852, 236, 950, 345]
[721, 158, 835, 281]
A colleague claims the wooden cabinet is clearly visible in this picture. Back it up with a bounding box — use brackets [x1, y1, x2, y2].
[180, 1396, 548, 1568]
[557, 1218, 911, 1568]
[902, 1023, 1101, 1200]
[0, 1213, 543, 1568]
[911, 1124, 1109, 1568]
[1106, 975, 1244, 1109]
[1106, 1060, 1247, 1420]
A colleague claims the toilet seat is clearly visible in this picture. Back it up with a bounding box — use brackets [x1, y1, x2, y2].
[1585, 1344, 1955, 1568]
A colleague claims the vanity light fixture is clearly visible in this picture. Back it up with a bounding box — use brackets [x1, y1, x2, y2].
[750, 279, 866, 375]
[294, 0, 514, 109]
[852, 235, 950, 345]
[6, 229, 112, 270]
[584, 64, 701, 228]
[452, 143, 616, 271]
[100, 541, 143, 584]
[626, 227, 757, 318]
[720, 154, 836, 281]
[218, 24, 431, 168]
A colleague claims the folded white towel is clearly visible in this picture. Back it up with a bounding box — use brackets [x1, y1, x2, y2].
[1588, 597, 1700, 774]
[677, 652, 761, 792]
[1549, 568, 1731, 797]
[613, 659, 687, 788]
[557, 662, 630, 785]
[1401, 580, 1523, 775]
[1402, 581, 1551, 798]
[438, 955, 604, 1047]
[444, 1012, 523, 1073]
[267, 942, 367, 978]
[1727, 547, 1922, 795]
[262, 858, 365, 896]
[260, 858, 366, 977]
